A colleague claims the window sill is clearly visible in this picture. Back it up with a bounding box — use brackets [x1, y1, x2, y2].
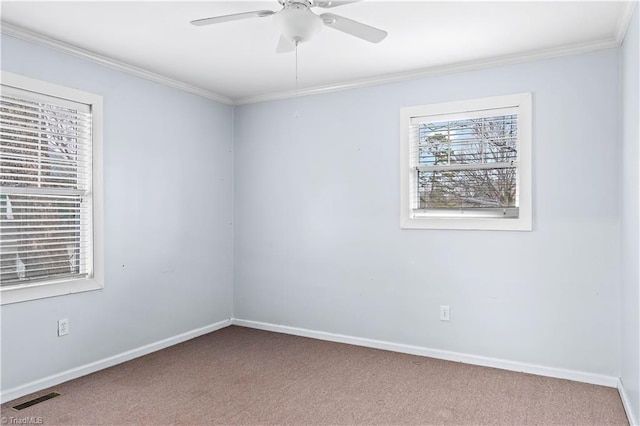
[0, 278, 103, 305]
[401, 216, 532, 231]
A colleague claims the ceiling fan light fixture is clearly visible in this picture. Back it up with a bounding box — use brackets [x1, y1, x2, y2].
[273, 4, 322, 44]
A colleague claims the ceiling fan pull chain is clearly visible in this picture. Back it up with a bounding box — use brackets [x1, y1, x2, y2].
[294, 41, 300, 119]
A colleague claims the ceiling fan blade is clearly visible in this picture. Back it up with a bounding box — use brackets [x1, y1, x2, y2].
[314, 1, 362, 8]
[276, 35, 296, 54]
[320, 13, 387, 43]
[191, 10, 275, 26]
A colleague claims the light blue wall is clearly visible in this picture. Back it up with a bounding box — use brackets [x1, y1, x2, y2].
[0, 35, 234, 392]
[620, 4, 640, 423]
[233, 49, 621, 376]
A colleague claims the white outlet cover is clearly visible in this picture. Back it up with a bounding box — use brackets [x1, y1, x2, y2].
[440, 305, 450, 321]
[58, 319, 69, 336]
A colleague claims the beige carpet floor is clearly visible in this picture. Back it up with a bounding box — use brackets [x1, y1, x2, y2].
[1, 326, 629, 425]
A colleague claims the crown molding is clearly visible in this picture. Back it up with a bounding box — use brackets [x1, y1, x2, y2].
[616, 1, 638, 44]
[0, 21, 235, 105]
[235, 36, 621, 105]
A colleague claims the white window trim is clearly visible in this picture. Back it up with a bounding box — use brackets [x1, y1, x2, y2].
[400, 92, 532, 231]
[0, 71, 104, 304]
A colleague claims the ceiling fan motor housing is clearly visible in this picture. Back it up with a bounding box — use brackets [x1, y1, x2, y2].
[274, 1, 322, 44]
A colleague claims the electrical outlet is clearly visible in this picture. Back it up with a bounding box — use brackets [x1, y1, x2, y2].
[440, 305, 450, 321]
[58, 318, 69, 336]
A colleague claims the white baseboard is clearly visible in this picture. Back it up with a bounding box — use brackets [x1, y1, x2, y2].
[231, 318, 619, 388]
[0, 319, 232, 404]
[618, 378, 639, 426]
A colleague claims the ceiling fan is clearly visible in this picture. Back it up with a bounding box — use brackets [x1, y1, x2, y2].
[191, 0, 388, 53]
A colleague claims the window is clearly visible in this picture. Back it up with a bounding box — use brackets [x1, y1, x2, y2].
[400, 93, 532, 231]
[1, 72, 103, 304]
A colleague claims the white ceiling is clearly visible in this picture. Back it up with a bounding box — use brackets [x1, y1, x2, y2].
[0, 1, 634, 104]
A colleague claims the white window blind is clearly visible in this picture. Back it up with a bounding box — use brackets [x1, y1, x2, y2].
[409, 107, 520, 218]
[0, 85, 93, 287]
